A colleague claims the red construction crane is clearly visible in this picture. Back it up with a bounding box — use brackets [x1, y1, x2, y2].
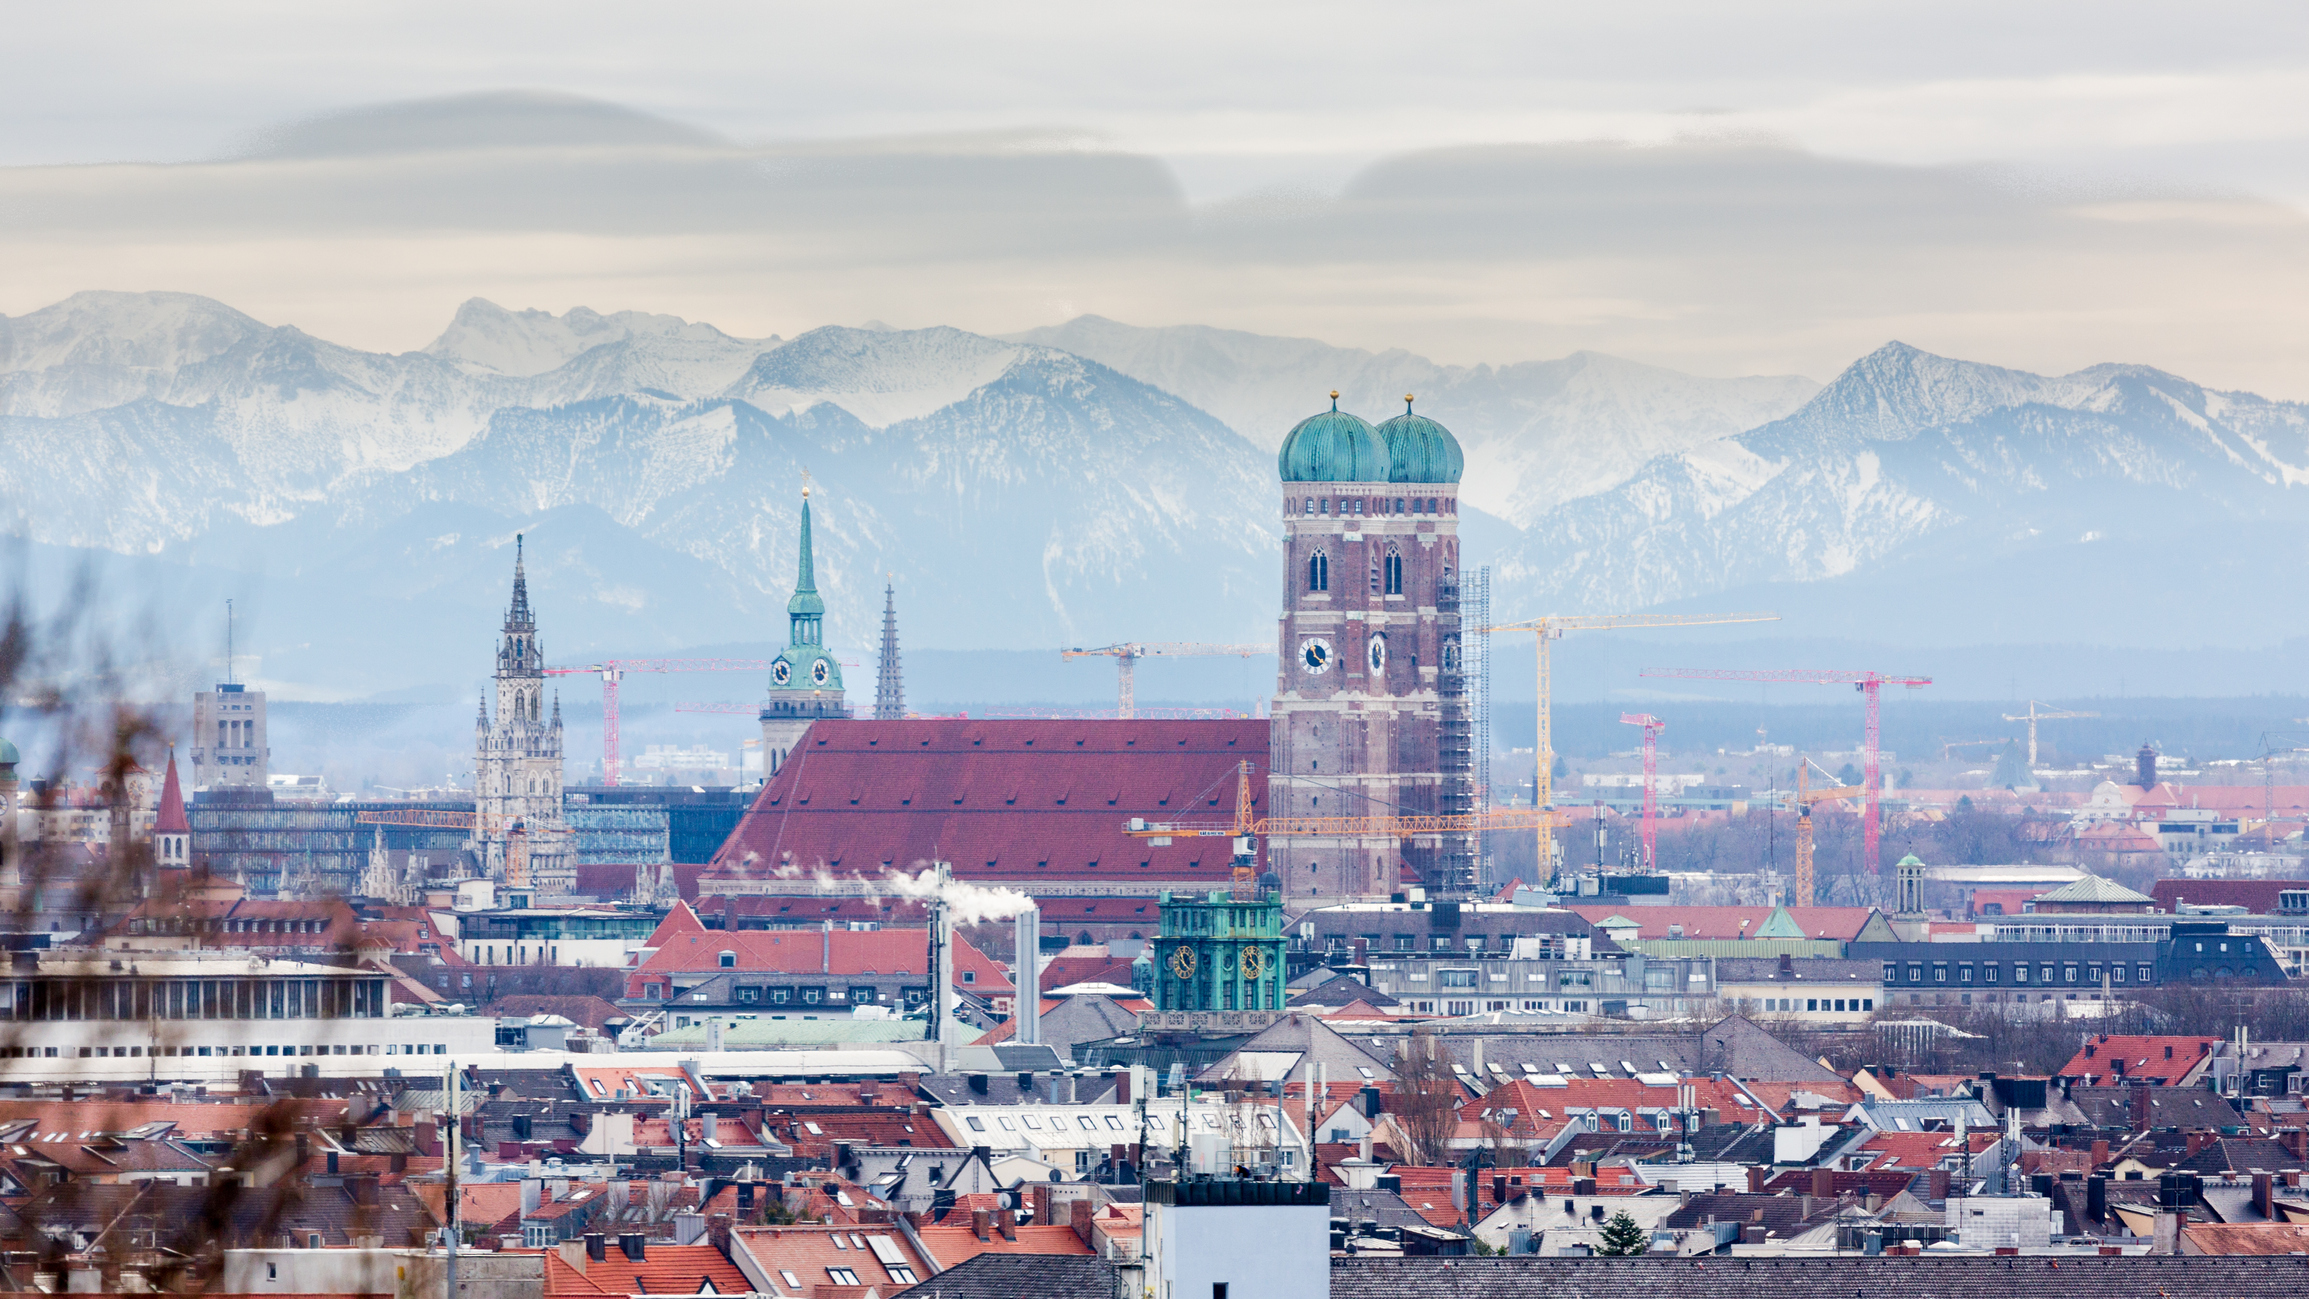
[1618, 712, 1665, 870]
[545, 659, 777, 787]
[1638, 667, 1930, 876]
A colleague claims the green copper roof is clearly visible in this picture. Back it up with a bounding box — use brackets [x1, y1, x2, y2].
[1373, 398, 1464, 484]
[1753, 907, 1810, 939]
[0, 737, 17, 767]
[773, 490, 842, 695]
[1279, 395, 1390, 483]
[787, 497, 825, 619]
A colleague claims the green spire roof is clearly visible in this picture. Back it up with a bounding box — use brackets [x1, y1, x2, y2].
[788, 494, 825, 620]
[771, 484, 843, 696]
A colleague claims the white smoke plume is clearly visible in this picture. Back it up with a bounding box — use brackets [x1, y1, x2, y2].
[880, 866, 1035, 926]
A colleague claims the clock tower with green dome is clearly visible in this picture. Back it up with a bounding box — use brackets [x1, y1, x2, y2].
[759, 486, 852, 778]
[1270, 391, 1472, 903]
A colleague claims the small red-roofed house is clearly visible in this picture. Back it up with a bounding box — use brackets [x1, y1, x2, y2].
[2057, 1034, 2221, 1086]
[733, 1223, 935, 1296]
[545, 1241, 751, 1296]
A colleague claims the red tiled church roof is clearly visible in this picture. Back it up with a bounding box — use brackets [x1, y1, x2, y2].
[155, 752, 189, 835]
[700, 719, 1268, 887]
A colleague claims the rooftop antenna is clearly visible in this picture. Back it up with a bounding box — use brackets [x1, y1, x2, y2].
[226, 599, 235, 685]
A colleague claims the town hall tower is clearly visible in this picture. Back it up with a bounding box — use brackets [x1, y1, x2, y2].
[475, 536, 571, 893]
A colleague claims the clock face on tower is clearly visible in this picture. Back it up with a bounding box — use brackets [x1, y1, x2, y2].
[1300, 637, 1333, 674]
[1368, 633, 1387, 674]
[772, 660, 792, 686]
[1169, 945, 1198, 979]
[812, 660, 830, 685]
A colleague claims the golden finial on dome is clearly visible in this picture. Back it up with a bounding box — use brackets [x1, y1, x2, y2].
[1329, 389, 1339, 411]
[1405, 393, 1415, 412]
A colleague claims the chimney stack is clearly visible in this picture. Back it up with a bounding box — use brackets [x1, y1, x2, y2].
[619, 1233, 646, 1262]
[1810, 1168, 1833, 1198]
[708, 1213, 733, 1257]
[585, 1233, 607, 1263]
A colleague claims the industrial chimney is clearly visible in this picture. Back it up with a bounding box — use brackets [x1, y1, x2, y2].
[2137, 742, 2157, 790]
[1014, 905, 1041, 1045]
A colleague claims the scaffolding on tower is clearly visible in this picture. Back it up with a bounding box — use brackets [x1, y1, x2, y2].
[1465, 566, 1493, 887]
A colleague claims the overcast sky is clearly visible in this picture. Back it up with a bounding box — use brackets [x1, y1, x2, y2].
[8, 1, 2309, 394]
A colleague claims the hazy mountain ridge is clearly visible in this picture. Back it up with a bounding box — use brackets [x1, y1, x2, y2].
[1007, 314, 1821, 522]
[1504, 343, 2309, 615]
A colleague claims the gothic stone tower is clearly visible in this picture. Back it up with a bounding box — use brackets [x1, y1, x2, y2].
[1269, 394, 1470, 904]
[760, 489, 852, 776]
[475, 536, 570, 892]
[875, 580, 905, 720]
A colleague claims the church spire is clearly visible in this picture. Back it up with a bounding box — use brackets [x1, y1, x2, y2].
[787, 486, 826, 647]
[507, 533, 533, 628]
[875, 578, 904, 720]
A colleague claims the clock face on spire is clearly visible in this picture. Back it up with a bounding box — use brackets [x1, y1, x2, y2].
[1300, 637, 1333, 675]
[772, 660, 792, 686]
[812, 660, 830, 685]
[1368, 633, 1387, 674]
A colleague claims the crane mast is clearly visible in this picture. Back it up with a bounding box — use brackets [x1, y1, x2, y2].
[1476, 612, 1777, 886]
[1641, 667, 1928, 881]
[1061, 642, 1266, 719]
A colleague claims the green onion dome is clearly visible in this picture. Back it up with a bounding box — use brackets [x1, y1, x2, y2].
[1279, 391, 1391, 483]
[1373, 395, 1464, 484]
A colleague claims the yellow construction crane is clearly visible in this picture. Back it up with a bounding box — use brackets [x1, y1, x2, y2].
[2002, 701, 2098, 767]
[354, 808, 559, 889]
[1770, 760, 1862, 907]
[1061, 642, 1266, 719]
[1475, 611, 1778, 883]
[1121, 761, 1568, 896]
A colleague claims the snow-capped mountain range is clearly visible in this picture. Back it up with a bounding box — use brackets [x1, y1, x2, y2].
[1011, 315, 1820, 522]
[3, 290, 2305, 698]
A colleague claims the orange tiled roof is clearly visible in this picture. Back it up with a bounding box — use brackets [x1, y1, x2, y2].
[546, 1243, 750, 1296]
[914, 1223, 1093, 1266]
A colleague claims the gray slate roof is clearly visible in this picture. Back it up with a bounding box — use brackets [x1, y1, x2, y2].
[1345, 1016, 1840, 1084]
[1713, 957, 1882, 983]
[891, 1252, 1116, 1299]
[1330, 1255, 2309, 1298]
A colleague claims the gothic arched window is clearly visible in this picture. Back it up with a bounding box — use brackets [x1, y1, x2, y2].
[1307, 551, 1329, 593]
[1384, 546, 1403, 596]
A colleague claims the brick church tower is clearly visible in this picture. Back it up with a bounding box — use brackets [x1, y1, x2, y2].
[1268, 394, 1470, 903]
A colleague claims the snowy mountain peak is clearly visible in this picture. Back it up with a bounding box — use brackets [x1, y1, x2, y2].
[723, 325, 1031, 428]
[421, 298, 770, 379]
[1763, 341, 2053, 447]
[1, 290, 271, 377]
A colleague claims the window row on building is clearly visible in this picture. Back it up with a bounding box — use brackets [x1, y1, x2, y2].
[0, 976, 389, 1021]
[1, 1040, 448, 1059]
[1885, 959, 2152, 986]
[1292, 496, 1455, 517]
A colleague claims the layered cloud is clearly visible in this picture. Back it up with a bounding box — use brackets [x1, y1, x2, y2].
[5, 88, 2308, 394]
